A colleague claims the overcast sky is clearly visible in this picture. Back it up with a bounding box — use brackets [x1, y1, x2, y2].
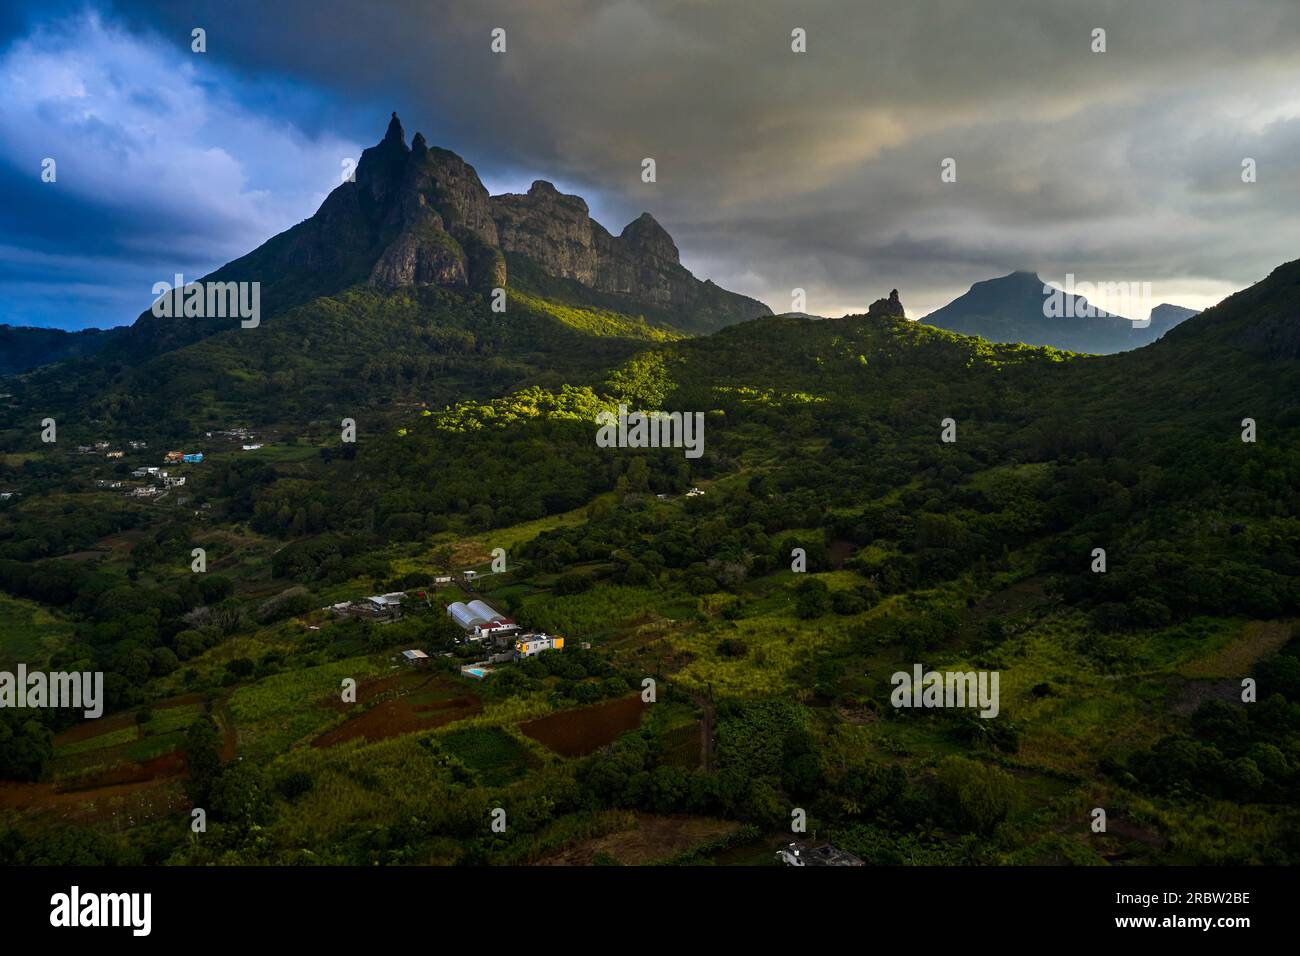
[5, 0, 1300, 329]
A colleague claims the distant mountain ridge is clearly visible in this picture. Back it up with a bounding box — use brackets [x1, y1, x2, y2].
[1148, 302, 1199, 329]
[921, 270, 1199, 353]
[0, 324, 119, 376]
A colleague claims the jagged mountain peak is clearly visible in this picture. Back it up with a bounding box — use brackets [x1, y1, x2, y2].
[624, 210, 664, 231]
[866, 288, 905, 318]
[141, 114, 768, 341]
[383, 111, 405, 145]
[619, 212, 679, 264]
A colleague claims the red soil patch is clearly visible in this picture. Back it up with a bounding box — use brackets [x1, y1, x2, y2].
[312, 674, 482, 748]
[520, 695, 646, 757]
[53, 711, 136, 747]
[312, 695, 482, 748]
[60, 749, 188, 790]
[413, 695, 480, 715]
[0, 694, 237, 828]
[0, 777, 189, 827]
[19, 697, 236, 800]
[52, 692, 211, 748]
[323, 674, 400, 712]
[3, 748, 221, 830]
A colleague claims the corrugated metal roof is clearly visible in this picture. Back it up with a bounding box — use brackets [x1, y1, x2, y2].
[466, 600, 503, 623]
[448, 602, 488, 628]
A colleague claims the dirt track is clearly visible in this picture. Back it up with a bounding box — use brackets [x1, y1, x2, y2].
[537, 814, 737, 865]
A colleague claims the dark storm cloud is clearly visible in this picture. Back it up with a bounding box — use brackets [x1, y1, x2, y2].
[109, 0, 1300, 317]
[8, 1, 1300, 326]
[0, 9, 367, 328]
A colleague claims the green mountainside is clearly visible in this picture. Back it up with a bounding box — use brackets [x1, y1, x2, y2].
[1, 122, 1298, 867]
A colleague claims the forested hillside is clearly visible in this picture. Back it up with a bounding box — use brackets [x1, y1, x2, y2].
[3, 147, 1299, 866]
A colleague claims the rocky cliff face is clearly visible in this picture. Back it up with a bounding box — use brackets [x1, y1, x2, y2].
[213, 113, 500, 296]
[591, 214, 679, 304]
[867, 289, 905, 318]
[204, 114, 767, 332]
[490, 180, 770, 329]
[491, 181, 598, 284]
[363, 118, 503, 290]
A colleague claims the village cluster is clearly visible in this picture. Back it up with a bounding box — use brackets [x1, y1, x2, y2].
[204, 426, 262, 450]
[103, 451, 202, 499]
[77, 439, 147, 457]
[77, 427, 266, 500]
[326, 570, 564, 679]
[657, 487, 705, 500]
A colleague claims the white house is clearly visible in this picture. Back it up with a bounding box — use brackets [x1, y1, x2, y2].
[473, 620, 520, 642]
[366, 592, 405, 612]
[515, 634, 565, 658]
